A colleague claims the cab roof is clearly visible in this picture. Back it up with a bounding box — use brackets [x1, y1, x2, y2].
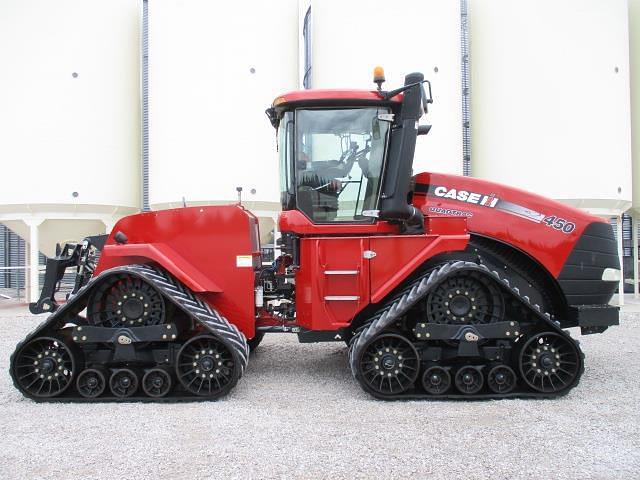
[272, 89, 403, 108]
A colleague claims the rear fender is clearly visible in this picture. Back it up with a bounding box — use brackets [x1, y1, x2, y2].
[96, 243, 223, 294]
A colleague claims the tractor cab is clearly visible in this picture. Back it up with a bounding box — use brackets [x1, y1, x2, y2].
[267, 69, 433, 232]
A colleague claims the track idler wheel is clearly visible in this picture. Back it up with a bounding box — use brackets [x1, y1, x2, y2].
[142, 368, 173, 398]
[421, 366, 452, 395]
[76, 368, 107, 398]
[176, 335, 241, 398]
[519, 332, 581, 393]
[109, 369, 139, 398]
[11, 336, 76, 399]
[487, 365, 517, 394]
[356, 333, 419, 396]
[455, 366, 484, 394]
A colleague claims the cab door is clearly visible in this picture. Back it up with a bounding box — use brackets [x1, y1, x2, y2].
[296, 237, 370, 331]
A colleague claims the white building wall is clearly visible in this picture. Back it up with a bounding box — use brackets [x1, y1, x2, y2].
[630, 0, 640, 214]
[0, 0, 141, 213]
[148, 0, 299, 212]
[310, 0, 464, 177]
[0, 0, 141, 300]
[469, 0, 632, 216]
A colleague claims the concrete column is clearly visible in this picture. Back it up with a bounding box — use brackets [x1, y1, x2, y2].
[634, 214, 639, 298]
[25, 219, 44, 304]
[616, 215, 624, 306]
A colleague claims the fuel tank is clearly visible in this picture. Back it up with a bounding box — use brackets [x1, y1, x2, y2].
[412, 172, 619, 307]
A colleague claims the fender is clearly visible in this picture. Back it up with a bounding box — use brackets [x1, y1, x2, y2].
[93, 205, 261, 338]
[97, 243, 222, 294]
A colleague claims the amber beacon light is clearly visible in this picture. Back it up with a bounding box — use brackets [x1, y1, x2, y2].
[373, 66, 385, 90]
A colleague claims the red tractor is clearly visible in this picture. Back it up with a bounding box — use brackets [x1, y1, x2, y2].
[12, 70, 619, 401]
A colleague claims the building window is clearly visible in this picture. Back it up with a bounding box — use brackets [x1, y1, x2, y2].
[303, 7, 312, 89]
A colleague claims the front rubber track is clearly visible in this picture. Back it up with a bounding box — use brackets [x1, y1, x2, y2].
[10, 264, 249, 402]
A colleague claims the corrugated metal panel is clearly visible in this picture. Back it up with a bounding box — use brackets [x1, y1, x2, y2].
[141, 0, 150, 211]
[623, 213, 632, 257]
[0, 224, 25, 289]
[0, 226, 5, 287]
[612, 215, 633, 258]
[460, 0, 471, 176]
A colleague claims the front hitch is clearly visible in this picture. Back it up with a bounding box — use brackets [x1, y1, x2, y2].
[29, 235, 107, 314]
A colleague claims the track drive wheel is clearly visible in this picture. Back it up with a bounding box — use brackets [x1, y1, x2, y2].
[11, 336, 76, 399]
[176, 335, 241, 398]
[355, 333, 419, 397]
[519, 332, 581, 394]
[425, 271, 504, 325]
[87, 273, 165, 328]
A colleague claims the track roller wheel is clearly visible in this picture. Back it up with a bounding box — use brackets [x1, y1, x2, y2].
[109, 369, 139, 398]
[87, 273, 165, 328]
[12, 336, 76, 399]
[421, 366, 451, 395]
[356, 333, 419, 396]
[76, 368, 107, 398]
[455, 366, 484, 394]
[176, 335, 240, 398]
[487, 365, 517, 394]
[519, 332, 581, 393]
[142, 368, 173, 398]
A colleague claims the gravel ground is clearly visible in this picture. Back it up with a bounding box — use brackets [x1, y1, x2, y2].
[0, 308, 638, 480]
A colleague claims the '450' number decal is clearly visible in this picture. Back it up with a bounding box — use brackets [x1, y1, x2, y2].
[543, 215, 575, 234]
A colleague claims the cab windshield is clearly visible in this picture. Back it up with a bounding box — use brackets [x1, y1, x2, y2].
[278, 107, 390, 223]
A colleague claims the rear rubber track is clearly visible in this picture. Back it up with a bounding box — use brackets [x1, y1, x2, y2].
[349, 260, 585, 400]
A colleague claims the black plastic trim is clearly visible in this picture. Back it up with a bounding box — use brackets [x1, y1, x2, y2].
[557, 222, 619, 306]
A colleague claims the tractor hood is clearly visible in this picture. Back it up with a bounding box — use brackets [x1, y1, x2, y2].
[412, 172, 614, 280]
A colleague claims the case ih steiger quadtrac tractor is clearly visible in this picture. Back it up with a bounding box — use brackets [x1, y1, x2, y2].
[11, 69, 620, 401]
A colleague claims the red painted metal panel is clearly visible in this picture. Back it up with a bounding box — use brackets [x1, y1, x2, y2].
[413, 172, 607, 277]
[273, 89, 402, 106]
[278, 209, 400, 236]
[296, 237, 370, 330]
[369, 235, 469, 303]
[100, 243, 222, 293]
[95, 205, 259, 338]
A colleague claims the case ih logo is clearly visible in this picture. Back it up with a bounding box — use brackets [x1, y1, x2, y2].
[431, 185, 499, 208]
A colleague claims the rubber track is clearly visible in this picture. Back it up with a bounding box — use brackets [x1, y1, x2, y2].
[10, 264, 249, 402]
[349, 260, 584, 400]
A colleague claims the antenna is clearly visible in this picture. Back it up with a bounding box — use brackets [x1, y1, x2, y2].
[236, 186, 243, 205]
